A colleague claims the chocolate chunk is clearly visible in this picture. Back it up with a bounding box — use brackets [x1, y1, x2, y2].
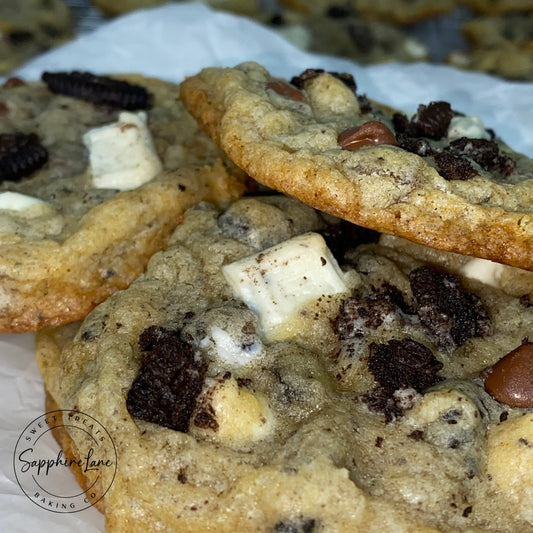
[433, 151, 478, 181]
[368, 338, 443, 392]
[41, 71, 151, 110]
[409, 101, 454, 140]
[126, 326, 206, 432]
[266, 81, 305, 102]
[0, 133, 48, 182]
[484, 341, 533, 408]
[338, 121, 397, 151]
[409, 266, 493, 349]
[2, 77, 25, 89]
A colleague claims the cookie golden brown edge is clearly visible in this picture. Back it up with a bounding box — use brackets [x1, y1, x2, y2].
[0, 73, 246, 333]
[179, 62, 533, 272]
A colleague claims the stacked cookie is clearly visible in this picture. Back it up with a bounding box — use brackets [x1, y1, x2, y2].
[7, 62, 529, 532]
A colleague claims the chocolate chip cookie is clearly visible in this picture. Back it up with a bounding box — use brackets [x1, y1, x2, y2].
[36, 194, 533, 532]
[179, 62, 533, 271]
[0, 0, 73, 74]
[0, 72, 245, 332]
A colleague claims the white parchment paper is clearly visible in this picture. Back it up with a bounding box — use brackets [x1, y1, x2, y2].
[1, 3, 532, 531]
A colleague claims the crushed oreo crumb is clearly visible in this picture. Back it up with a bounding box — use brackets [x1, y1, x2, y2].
[274, 517, 317, 533]
[519, 295, 532, 308]
[0, 133, 48, 182]
[335, 283, 412, 341]
[433, 151, 478, 181]
[368, 337, 443, 392]
[362, 386, 404, 422]
[42, 71, 151, 109]
[408, 101, 454, 140]
[193, 402, 219, 431]
[396, 134, 434, 157]
[336, 294, 400, 340]
[447, 137, 515, 176]
[409, 266, 493, 349]
[363, 338, 442, 421]
[127, 326, 206, 432]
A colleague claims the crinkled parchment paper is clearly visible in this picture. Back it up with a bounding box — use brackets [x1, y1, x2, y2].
[1, 3, 532, 531]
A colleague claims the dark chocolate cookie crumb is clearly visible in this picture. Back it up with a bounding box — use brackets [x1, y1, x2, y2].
[362, 386, 404, 422]
[335, 294, 400, 340]
[274, 517, 317, 533]
[127, 326, 206, 432]
[447, 137, 515, 176]
[408, 101, 454, 140]
[368, 337, 443, 392]
[0, 133, 48, 182]
[396, 134, 434, 157]
[409, 266, 493, 349]
[41, 71, 151, 110]
[434, 151, 478, 181]
[193, 402, 219, 431]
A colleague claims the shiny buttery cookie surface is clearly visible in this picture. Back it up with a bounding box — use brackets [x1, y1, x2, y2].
[179, 62, 533, 271]
[37, 195, 533, 532]
[0, 72, 245, 332]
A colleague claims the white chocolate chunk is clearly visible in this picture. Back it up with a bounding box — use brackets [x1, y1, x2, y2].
[83, 111, 163, 190]
[0, 191, 50, 215]
[447, 115, 491, 141]
[223, 232, 350, 341]
[459, 256, 505, 288]
[196, 377, 274, 444]
[201, 325, 264, 368]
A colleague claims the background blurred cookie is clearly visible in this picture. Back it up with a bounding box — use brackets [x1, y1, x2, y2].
[448, 12, 533, 80]
[90, 0, 260, 17]
[458, 0, 533, 15]
[0, 0, 73, 74]
[266, 7, 430, 64]
[279, 0, 456, 23]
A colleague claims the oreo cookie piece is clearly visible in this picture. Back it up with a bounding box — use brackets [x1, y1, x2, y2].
[41, 71, 152, 109]
[0, 133, 48, 182]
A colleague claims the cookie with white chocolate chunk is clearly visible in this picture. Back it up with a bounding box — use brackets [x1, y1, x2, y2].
[37, 193, 533, 532]
[0, 72, 245, 332]
[180, 62, 533, 272]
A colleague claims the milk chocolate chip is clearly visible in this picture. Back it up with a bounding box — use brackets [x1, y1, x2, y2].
[338, 121, 397, 151]
[266, 80, 305, 102]
[484, 341, 533, 408]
